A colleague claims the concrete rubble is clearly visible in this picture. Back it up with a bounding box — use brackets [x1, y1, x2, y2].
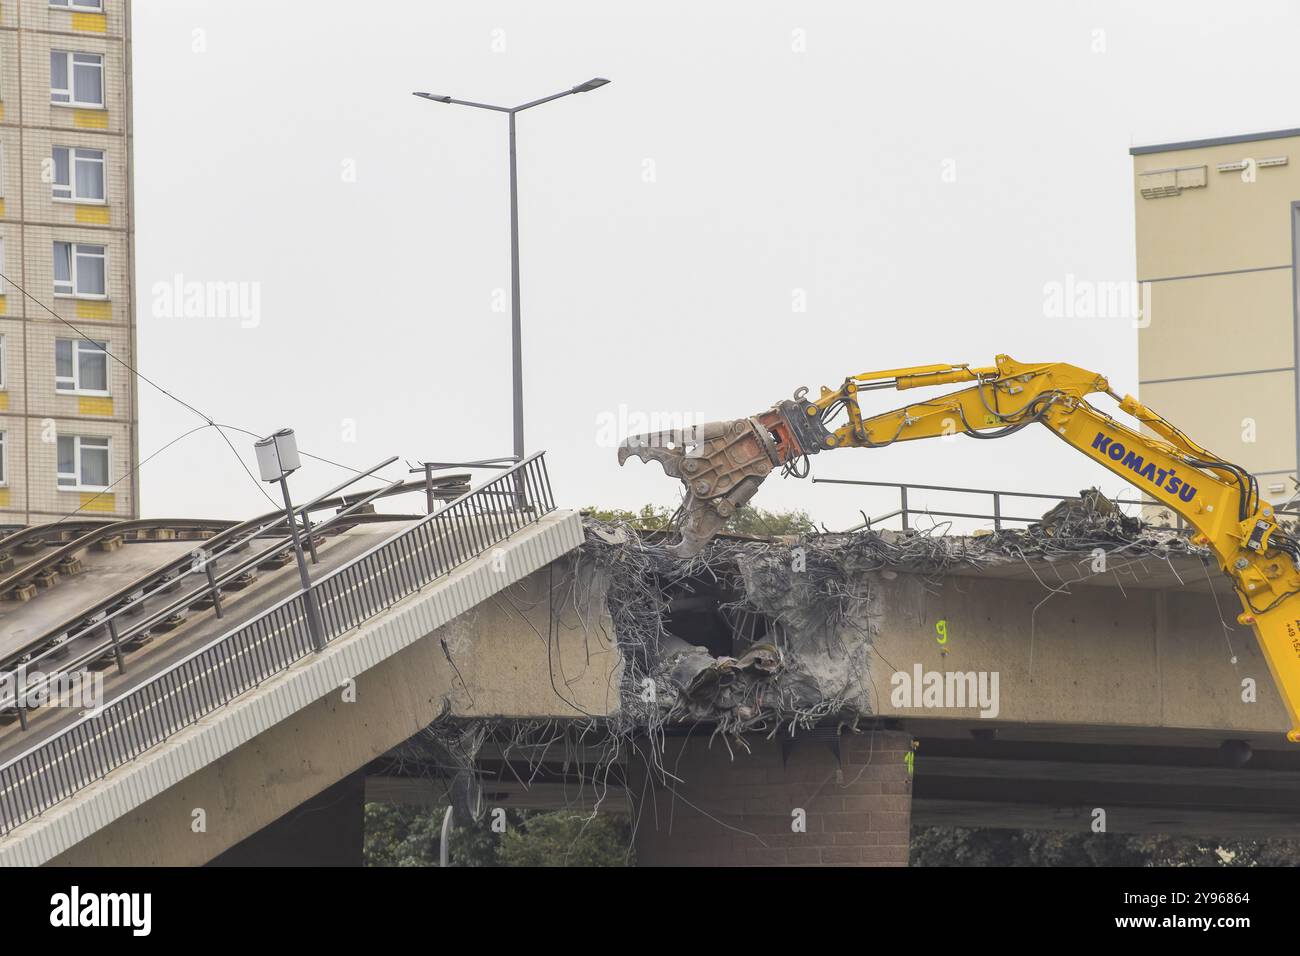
[579, 489, 1210, 739]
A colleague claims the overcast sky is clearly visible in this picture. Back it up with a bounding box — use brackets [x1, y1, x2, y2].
[130, 0, 1300, 528]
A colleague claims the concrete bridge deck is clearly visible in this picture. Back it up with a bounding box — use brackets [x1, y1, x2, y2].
[1, 492, 1295, 866]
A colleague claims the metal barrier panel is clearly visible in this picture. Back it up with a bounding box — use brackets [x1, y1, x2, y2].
[0, 454, 554, 835]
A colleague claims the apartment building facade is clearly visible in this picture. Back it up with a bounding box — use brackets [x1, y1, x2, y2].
[0, 0, 136, 523]
[1131, 127, 1300, 506]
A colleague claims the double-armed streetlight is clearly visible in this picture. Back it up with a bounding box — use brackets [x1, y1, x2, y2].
[413, 78, 610, 467]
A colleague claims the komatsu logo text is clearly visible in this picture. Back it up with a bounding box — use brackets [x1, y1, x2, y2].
[1091, 432, 1197, 502]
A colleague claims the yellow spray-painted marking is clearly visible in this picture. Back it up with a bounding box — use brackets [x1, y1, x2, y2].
[71, 12, 107, 33]
[80, 492, 115, 513]
[75, 301, 111, 321]
[73, 109, 108, 130]
[77, 396, 113, 416]
[75, 205, 110, 225]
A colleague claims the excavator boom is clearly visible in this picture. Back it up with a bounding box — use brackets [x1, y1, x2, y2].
[618, 354, 1300, 742]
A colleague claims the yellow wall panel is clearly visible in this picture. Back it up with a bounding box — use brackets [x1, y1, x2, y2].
[0, 490, 9, 508]
[1133, 134, 1300, 280]
[75, 205, 110, 225]
[75, 300, 111, 321]
[1141, 372, 1296, 479]
[80, 492, 115, 513]
[0, 393, 8, 411]
[77, 396, 113, 416]
[73, 110, 109, 130]
[1138, 268, 1295, 381]
[71, 12, 108, 33]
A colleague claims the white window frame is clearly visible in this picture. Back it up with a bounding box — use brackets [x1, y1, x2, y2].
[0, 235, 5, 296]
[55, 337, 109, 396]
[0, 431, 6, 488]
[57, 434, 110, 491]
[50, 51, 105, 109]
[0, 333, 6, 390]
[53, 240, 108, 299]
[52, 146, 106, 204]
[50, 0, 105, 11]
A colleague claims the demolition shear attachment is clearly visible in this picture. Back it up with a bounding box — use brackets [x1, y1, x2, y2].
[617, 397, 832, 556]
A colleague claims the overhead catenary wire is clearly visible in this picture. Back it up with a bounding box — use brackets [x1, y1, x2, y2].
[0, 268, 410, 518]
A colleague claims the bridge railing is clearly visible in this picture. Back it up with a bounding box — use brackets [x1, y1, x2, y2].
[812, 477, 1180, 531]
[0, 452, 555, 836]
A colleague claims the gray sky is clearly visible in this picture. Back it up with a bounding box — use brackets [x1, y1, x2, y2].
[131, 0, 1300, 528]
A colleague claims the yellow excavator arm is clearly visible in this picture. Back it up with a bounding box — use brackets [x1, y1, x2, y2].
[618, 354, 1300, 741]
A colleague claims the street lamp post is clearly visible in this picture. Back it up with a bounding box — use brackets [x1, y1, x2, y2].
[254, 429, 327, 651]
[414, 78, 610, 470]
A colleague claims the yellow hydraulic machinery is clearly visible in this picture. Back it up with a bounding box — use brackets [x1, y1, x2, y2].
[618, 355, 1300, 742]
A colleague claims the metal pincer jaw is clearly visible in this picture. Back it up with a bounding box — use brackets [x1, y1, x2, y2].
[616, 394, 831, 556]
[617, 417, 782, 557]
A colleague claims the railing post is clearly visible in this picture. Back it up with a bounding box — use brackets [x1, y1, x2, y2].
[900, 485, 910, 531]
[205, 560, 224, 619]
[107, 619, 126, 674]
[993, 492, 1002, 531]
[425, 463, 436, 515]
[301, 510, 319, 565]
[14, 675, 27, 731]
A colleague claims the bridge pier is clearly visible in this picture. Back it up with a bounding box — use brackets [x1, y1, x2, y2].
[631, 729, 912, 866]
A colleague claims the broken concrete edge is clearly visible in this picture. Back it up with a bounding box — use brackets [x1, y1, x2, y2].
[0, 510, 585, 868]
[579, 488, 1212, 743]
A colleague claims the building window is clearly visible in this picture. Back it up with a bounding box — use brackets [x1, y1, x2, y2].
[53, 241, 106, 298]
[50, 0, 105, 10]
[0, 333, 5, 388]
[0, 236, 5, 296]
[0, 432, 6, 487]
[55, 338, 108, 394]
[53, 147, 105, 202]
[57, 435, 109, 490]
[51, 51, 104, 108]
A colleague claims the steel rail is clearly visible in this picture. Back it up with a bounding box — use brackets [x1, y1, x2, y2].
[0, 520, 121, 561]
[0, 459, 430, 704]
[0, 518, 237, 599]
[0, 477, 412, 709]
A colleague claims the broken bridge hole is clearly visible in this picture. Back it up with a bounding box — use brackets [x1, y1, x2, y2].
[661, 572, 775, 661]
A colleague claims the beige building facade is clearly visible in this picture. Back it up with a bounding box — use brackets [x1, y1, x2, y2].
[0, 0, 136, 523]
[1132, 127, 1300, 505]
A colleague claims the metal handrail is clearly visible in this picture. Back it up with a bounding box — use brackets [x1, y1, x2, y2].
[0, 452, 555, 835]
[813, 476, 1181, 532]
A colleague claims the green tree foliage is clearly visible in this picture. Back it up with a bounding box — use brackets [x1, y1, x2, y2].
[498, 811, 633, 867]
[363, 803, 443, 867]
[584, 504, 674, 530]
[910, 827, 1300, 867]
[364, 803, 633, 867]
